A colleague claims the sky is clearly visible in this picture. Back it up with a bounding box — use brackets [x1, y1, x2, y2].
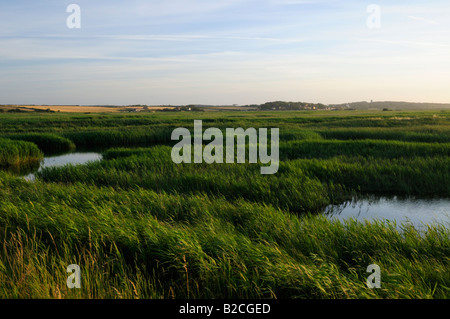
[1, 0, 450, 106]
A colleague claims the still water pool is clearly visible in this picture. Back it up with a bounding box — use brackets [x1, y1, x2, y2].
[325, 196, 450, 231]
[23, 152, 102, 181]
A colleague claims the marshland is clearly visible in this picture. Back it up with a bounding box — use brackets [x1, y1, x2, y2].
[0, 110, 449, 299]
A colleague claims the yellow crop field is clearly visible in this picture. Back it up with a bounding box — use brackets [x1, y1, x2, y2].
[1, 105, 177, 113]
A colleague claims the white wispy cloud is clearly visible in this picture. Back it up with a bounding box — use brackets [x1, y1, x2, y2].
[408, 15, 438, 25]
[1, 0, 450, 105]
[101, 34, 304, 43]
[270, 0, 335, 5]
[356, 37, 450, 49]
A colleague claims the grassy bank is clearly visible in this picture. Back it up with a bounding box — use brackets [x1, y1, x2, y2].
[0, 138, 43, 167]
[5, 133, 76, 153]
[0, 176, 448, 299]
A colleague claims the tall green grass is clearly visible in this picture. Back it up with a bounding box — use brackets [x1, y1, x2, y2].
[287, 156, 450, 196]
[0, 176, 448, 298]
[279, 140, 450, 160]
[317, 127, 450, 143]
[0, 138, 43, 167]
[5, 133, 76, 153]
[62, 127, 175, 148]
[37, 154, 331, 214]
[37, 139, 450, 211]
[0, 110, 449, 299]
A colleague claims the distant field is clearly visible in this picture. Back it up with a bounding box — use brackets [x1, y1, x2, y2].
[25, 105, 122, 112]
[0, 105, 177, 113]
[197, 106, 259, 111]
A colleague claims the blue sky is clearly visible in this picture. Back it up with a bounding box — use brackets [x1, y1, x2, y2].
[1, 0, 450, 105]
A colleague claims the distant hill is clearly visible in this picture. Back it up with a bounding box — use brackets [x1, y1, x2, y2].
[330, 101, 450, 110]
[239, 101, 327, 111]
[240, 100, 450, 111]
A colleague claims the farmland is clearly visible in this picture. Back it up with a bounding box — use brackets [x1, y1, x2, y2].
[0, 105, 177, 113]
[0, 109, 449, 299]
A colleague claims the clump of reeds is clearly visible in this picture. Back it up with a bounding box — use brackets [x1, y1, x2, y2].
[0, 138, 43, 167]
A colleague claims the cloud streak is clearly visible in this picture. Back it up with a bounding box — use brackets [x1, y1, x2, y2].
[408, 15, 438, 25]
[1, 1, 450, 105]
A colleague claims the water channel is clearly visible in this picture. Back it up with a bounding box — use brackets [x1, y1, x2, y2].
[22, 152, 102, 181]
[325, 196, 450, 231]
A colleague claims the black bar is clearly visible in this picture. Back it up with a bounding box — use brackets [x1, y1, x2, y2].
[0, 299, 447, 318]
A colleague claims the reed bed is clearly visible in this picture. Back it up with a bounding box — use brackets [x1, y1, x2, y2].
[0, 110, 449, 299]
[0, 177, 448, 299]
[5, 133, 76, 153]
[0, 138, 43, 167]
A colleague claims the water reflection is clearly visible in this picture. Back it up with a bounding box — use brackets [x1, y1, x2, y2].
[22, 152, 102, 181]
[2, 161, 41, 176]
[325, 196, 450, 231]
